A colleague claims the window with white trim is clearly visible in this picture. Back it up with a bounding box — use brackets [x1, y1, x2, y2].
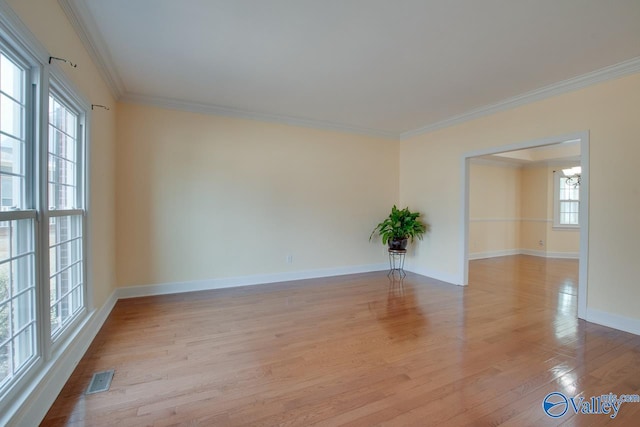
[554, 170, 580, 228]
[47, 91, 86, 339]
[0, 48, 37, 390]
[0, 31, 88, 405]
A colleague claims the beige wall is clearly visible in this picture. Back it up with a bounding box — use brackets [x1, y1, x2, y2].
[470, 162, 580, 258]
[468, 162, 521, 256]
[520, 166, 548, 252]
[401, 72, 640, 320]
[116, 102, 398, 287]
[7, 0, 117, 308]
[520, 164, 580, 255]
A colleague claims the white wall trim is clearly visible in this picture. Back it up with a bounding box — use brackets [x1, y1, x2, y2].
[4, 290, 118, 427]
[468, 249, 521, 260]
[119, 93, 397, 140]
[469, 249, 579, 260]
[519, 249, 579, 259]
[521, 218, 553, 223]
[57, 0, 125, 98]
[585, 309, 640, 337]
[577, 135, 590, 320]
[57, 1, 640, 142]
[545, 251, 579, 259]
[401, 56, 640, 140]
[118, 56, 640, 142]
[118, 263, 387, 299]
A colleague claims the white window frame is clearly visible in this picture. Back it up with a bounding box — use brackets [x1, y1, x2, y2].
[553, 169, 580, 230]
[45, 78, 88, 352]
[0, 37, 40, 403]
[0, 5, 91, 418]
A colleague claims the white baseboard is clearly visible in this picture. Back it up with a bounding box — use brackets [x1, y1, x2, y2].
[5, 290, 118, 427]
[469, 249, 579, 260]
[520, 249, 579, 259]
[545, 251, 579, 259]
[468, 249, 521, 260]
[118, 263, 388, 299]
[519, 249, 545, 257]
[585, 308, 640, 336]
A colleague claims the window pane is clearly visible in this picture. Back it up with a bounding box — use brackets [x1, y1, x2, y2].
[12, 290, 33, 331]
[0, 302, 8, 344]
[0, 174, 24, 210]
[10, 218, 33, 259]
[65, 112, 76, 139]
[0, 342, 9, 385]
[12, 256, 33, 295]
[13, 326, 33, 368]
[0, 230, 8, 273]
[1, 135, 24, 175]
[0, 54, 24, 103]
[0, 271, 7, 304]
[0, 94, 23, 139]
[48, 128, 62, 158]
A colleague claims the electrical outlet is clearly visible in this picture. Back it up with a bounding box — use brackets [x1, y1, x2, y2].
[538, 240, 544, 247]
[286, 254, 293, 264]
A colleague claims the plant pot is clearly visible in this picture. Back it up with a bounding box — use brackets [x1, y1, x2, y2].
[388, 238, 408, 250]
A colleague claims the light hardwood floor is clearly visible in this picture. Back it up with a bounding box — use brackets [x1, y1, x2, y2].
[41, 256, 640, 426]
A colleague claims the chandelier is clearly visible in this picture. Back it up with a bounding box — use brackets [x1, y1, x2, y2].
[562, 166, 581, 187]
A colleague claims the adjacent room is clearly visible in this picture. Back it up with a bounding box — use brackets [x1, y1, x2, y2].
[1, 1, 639, 425]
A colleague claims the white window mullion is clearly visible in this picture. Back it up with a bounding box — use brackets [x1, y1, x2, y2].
[37, 70, 51, 359]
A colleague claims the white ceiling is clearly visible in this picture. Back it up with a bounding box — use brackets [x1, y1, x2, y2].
[478, 140, 581, 165]
[61, 0, 640, 138]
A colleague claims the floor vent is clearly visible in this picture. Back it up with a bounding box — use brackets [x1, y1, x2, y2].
[86, 370, 114, 395]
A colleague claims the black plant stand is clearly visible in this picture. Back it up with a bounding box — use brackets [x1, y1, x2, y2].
[388, 249, 406, 278]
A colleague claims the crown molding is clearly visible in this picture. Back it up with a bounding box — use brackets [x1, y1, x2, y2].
[53, 0, 640, 142]
[57, 0, 125, 99]
[120, 93, 398, 139]
[400, 56, 640, 140]
[124, 55, 640, 141]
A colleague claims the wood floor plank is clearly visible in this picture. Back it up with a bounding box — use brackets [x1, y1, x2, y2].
[40, 256, 640, 426]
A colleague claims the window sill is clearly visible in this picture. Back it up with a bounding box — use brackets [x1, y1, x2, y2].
[552, 226, 580, 231]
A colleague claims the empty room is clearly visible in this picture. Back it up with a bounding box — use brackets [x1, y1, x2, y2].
[1, 1, 640, 425]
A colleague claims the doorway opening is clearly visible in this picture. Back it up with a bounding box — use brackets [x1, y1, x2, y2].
[460, 132, 589, 319]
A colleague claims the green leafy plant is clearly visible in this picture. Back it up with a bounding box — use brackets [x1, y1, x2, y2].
[369, 205, 427, 245]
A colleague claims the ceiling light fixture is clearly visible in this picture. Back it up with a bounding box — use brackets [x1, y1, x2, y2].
[562, 166, 581, 187]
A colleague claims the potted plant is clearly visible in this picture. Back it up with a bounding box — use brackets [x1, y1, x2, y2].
[369, 205, 427, 250]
